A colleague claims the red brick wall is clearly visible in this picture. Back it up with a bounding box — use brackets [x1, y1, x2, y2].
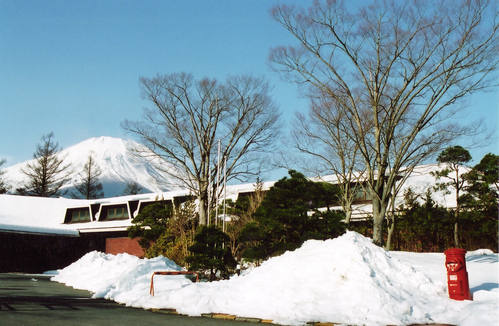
[105, 237, 144, 257]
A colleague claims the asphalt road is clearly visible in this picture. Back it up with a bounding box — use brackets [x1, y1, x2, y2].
[0, 273, 249, 326]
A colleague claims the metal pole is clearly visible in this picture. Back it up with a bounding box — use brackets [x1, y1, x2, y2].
[223, 156, 227, 233]
[216, 139, 221, 226]
[207, 171, 211, 226]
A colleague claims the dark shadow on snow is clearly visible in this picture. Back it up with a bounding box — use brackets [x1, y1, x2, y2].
[471, 282, 498, 292]
[467, 255, 498, 264]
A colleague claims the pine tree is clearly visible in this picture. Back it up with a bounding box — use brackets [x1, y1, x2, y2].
[71, 152, 104, 199]
[185, 225, 236, 281]
[461, 153, 498, 219]
[431, 146, 472, 247]
[0, 159, 11, 194]
[240, 170, 345, 262]
[122, 181, 143, 196]
[128, 199, 173, 251]
[458, 154, 498, 250]
[17, 133, 72, 197]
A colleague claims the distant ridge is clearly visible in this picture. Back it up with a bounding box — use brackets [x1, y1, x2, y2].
[2, 136, 182, 198]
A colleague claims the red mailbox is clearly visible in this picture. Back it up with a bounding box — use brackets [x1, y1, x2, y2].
[444, 248, 472, 301]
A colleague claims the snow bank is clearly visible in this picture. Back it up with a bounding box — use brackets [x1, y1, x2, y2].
[51, 251, 186, 299]
[52, 231, 498, 326]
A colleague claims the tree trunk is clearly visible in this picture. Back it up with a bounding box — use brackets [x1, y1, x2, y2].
[344, 207, 353, 228]
[372, 197, 387, 247]
[198, 171, 209, 225]
[454, 169, 460, 247]
[385, 182, 398, 251]
[198, 195, 207, 225]
[385, 215, 394, 251]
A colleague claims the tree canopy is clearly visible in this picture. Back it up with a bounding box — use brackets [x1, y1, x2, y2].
[185, 225, 237, 281]
[128, 200, 174, 251]
[0, 159, 10, 194]
[240, 170, 345, 262]
[17, 132, 72, 197]
[461, 153, 498, 219]
[123, 73, 282, 225]
[269, 0, 498, 246]
[71, 152, 104, 199]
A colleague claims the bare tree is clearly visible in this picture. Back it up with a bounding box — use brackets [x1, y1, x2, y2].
[17, 132, 72, 197]
[122, 73, 281, 225]
[292, 89, 367, 227]
[269, 0, 498, 246]
[71, 152, 104, 199]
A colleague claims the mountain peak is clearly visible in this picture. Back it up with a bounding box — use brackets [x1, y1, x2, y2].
[3, 137, 180, 198]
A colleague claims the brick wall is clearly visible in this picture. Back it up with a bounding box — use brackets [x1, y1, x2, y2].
[105, 237, 144, 257]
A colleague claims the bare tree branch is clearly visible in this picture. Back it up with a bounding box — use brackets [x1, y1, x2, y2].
[122, 73, 282, 225]
[270, 0, 498, 246]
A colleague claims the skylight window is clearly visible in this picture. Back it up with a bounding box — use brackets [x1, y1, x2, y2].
[70, 210, 91, 223]
[106, 207, 129, 220]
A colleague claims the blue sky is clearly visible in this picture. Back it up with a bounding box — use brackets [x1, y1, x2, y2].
[0, 0, 497, 181]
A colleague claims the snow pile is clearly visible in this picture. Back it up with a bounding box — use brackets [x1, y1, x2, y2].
[52, 231, 498, 326]
[52, 251, 185, 299]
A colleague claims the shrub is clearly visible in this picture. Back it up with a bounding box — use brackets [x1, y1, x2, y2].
[240, 170, 345, 262]
[128, 199, 173, 251]
[185, 225, 237, 281]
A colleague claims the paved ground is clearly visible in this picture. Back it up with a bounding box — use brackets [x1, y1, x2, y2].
[0, 274, 456, 326]
[0, 273, 252, 326]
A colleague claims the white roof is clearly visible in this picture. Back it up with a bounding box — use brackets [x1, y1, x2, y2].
[0, 195, 81, 236]
[0, 163, 464, 236]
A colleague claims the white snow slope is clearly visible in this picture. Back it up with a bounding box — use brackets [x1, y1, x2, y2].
[3, 136, 181, 197]
[51, 231, 498, 326]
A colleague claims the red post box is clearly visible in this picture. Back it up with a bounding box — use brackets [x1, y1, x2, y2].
[444, 248, 472, 300]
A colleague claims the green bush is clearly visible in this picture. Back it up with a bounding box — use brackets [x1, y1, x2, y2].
[240, 170, 345, 262]
[128, 198, 198, 263]
[127, 200, 173, 251]
[396, 189, 453, 252]
[185, 225, 237, 281]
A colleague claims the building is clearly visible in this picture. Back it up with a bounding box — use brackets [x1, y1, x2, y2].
[0, 164, 459, 272]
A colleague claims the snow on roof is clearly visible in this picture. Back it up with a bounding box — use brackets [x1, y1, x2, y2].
[315, 164, 464, 209]
[0, 190, 197, 236]
[0, 195, 81, 236]
[0, 163, 464, 236]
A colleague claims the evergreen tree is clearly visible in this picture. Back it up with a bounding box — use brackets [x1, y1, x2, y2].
[0, 159, 10, 194]
[127, 199, 173, 250]
[122, 181, 143, 196]
[219, 178, 266, 261]
[71, 152, 104, 199]
[17, 132, 72, 197]
[146, 199, 197, 265]
[185, 225, 237, 281]
[462, 153, 499, 202]
[459, 153, 498, 249]
[397, 188, 453, 252]
[431, 146, 472, 247]
[240, 170, 345, 262]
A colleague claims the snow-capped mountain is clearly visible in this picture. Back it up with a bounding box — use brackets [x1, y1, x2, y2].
[2, 136, 184, 198]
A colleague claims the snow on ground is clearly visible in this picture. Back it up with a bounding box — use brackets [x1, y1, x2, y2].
[51, 231, 498, 326]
